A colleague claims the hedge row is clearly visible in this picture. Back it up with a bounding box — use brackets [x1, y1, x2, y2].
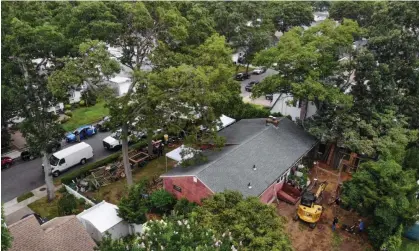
[60, 134, 165, 185]
[226, 103, 271, 120]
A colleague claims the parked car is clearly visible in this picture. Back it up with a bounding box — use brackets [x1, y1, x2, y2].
[21, 141, 61, 161]
[65, 125, 97, 143]
[235, 72, 251, 81]
[96, 116, 111, 132]
[43, 142, 94, 177]
[245, 81, 259, 92]
[252, 67, 267, 75]
[1, 156, 13, 169]
[265, 94, 274, 100]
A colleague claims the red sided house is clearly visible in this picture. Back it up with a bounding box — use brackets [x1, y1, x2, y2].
[161, 118, 317, 204]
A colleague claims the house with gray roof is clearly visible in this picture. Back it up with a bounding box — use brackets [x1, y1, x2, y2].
[161, 117, 317, 204]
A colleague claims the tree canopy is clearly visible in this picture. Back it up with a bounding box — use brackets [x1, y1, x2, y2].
[194, 191, 293, 251]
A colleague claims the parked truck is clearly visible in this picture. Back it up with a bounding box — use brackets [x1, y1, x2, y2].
[102, 129, 145, 150]
[43, 142, 94, 177]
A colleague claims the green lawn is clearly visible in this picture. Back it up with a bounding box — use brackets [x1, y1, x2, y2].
[28, 193, 63, 220]
[17, 191, 34, 202]
[62, 102, 109, 131]
[401, 238, 419, 251]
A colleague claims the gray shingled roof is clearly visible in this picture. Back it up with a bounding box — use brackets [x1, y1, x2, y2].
[162, 118, 317, 197]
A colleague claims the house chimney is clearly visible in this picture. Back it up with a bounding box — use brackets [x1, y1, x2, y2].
[253, 165, 256, 171]
[248, 182, 252, 189]
[265, 116, 279, 127]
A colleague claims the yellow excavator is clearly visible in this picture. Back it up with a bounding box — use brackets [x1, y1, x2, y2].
[293, 181, 327, 228]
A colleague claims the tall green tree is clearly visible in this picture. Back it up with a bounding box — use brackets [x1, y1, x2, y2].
[329, 1, 377, 27]
[99, 2, 189, 186]
[268, 2, 314, 33]
[194, 191, 293, 251]
[253, 19, 361, 149]
[341, 159, 418, 248]
[2, 2, 70, 200]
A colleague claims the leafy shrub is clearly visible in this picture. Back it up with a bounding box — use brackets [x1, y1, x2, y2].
[58, 186, 67, 193]
[174, 198, 197, 216]
[226, 103, 270, 119]
[270, 112, 283, 117]
[79, 100, 85, 106]
[64, 111, 73, 117]
[58, 193, 78, 216]
[286, 115, 292, 120]
[78, 198, 86, 205]
[117, 180, 150, 224]
[150, 189, 176, 214]
[64, 104, 72, 111]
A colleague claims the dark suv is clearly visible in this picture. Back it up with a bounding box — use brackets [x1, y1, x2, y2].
[21, 141, 61, 161]
[235, 72, 251, 81]
[245, 81, 259, 92]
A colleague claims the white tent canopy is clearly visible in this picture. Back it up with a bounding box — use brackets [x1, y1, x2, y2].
[218, 115, 236, 131]
[165, 145, 196, 162]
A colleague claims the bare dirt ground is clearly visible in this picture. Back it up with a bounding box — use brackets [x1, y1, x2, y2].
[275, 164, 373, 251]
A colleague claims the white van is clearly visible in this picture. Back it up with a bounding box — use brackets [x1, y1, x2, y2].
[46, 142, 94, 177]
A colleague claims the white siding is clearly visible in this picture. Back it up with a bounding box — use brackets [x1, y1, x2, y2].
[270, 95, 302, 121]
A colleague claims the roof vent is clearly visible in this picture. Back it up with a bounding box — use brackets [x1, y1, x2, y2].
[253, 165, 257, 171]
[248, 182, 252, 189]
[266, 116, 279, 127]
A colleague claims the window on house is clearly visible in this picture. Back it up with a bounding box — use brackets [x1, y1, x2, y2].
[298, 99, 302, 108]
[173, 185, 182, 193]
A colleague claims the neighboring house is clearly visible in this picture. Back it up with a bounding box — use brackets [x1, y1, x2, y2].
[77, 201, 130, 242]
[270, 94, 317, 121]
[106, 76, 132, 97]
[8, 215, 96, 251]
[162, 118, 317, 205]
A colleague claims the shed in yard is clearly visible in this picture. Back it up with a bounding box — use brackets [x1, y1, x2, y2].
[77, 201, 130, 242]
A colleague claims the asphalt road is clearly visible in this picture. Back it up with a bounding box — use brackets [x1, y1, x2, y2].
[1, 131, 112, 202]
[238, 69, 279, 107]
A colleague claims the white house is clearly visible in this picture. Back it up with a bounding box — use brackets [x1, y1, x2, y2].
[270, 94, 317, 121]
[77, 201, 130, 242]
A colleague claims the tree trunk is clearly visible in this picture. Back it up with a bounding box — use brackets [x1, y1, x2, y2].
[246, 63, 250, 74]
[147, 130, 154, 155]
[121, 124, 133, 186]
[41, 151, 55, 202]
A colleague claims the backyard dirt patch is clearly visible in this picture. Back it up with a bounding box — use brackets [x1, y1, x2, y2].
[275, 165, 372, 251]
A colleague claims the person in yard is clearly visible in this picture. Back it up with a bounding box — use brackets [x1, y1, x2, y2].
[358, 219, 364, 233]
[332, 217, 339, 231]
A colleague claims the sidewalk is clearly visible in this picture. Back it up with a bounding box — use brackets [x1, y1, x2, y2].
[4, 184, 62, 219]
